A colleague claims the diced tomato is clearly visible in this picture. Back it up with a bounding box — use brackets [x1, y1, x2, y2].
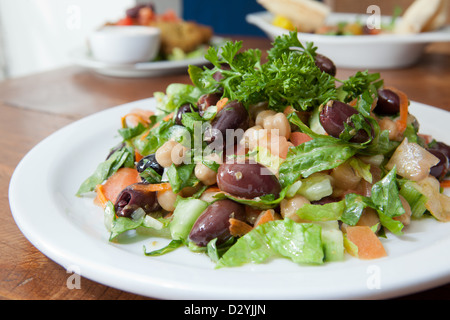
[116, 16, 133, 26]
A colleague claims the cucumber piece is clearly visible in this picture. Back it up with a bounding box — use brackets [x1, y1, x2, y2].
[315, 221, 345, 262]
[309, 106, 327, 135]
[169, 198, 208, 241]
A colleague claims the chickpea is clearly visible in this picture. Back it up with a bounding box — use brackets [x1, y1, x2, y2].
[155, 140, 178, 168]
[195, 153, 222, 186]
[195, 163, 217, 186]
[241, 125, 263, 149]
[263, 112, 291, 139]
[155, 140, 187, 168]
[280, 195, 310, 222]
[331, 161, 361, 191]
[255, 110, 276, 127]
[156, 189, 181, 212]
[171, 143, 188, 166]
[341, 207, 381, 233]
[199, 190, 221, 203]
[378, 117, 401, 141]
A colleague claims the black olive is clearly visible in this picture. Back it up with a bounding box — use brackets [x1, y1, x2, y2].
[428, 149, 449, 180]
[175, 103, 196, 126]
[314, 54, 336, 76]
[136, 154, 164, 176]
[374, 89, 400, 115]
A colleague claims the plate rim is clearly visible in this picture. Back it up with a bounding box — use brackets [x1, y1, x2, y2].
[8, 98, 450, 300]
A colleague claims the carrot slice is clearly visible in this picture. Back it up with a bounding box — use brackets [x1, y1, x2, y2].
[121, 109, 154, 128]
[94, 184, 109, 208]
[290, 132, 313, 146]
[385, 86, 409, 134]
[348, 98, 358, 107]
[229, 218, 253, 237]
[135, 150, 143, 162]
[138, 182, 172, 192]
[216, 98, 229, 113]
[163, 112, 174, 122]
[440, 180, 450, 188]
[204, 186, 222, 193]
[98, 167, 141, 205]
[345, 226, 387, 260]
[253, 209, 280, 228]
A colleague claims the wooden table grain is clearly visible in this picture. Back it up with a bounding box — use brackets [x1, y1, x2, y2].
[1, 36, 449, 300]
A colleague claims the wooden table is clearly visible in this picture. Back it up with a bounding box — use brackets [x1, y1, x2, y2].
[1, 36, 449, 300]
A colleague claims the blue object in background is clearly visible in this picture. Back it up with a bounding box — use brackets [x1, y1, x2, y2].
[182, 0, 266, 36]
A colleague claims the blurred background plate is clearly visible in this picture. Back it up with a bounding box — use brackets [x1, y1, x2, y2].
[69, 36, 224, 78]
[247, 11, 450, 69]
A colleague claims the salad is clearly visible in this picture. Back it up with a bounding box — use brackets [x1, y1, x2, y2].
[76, 32, 450, 268]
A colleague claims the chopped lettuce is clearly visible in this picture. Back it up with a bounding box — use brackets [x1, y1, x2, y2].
[154, 83, 203, 113]
[216, 219, 324, 268]
[296, 201, 345, 221]
[278, 137, 358, 188]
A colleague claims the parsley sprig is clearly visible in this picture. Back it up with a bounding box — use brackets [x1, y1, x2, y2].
[189, 31, 382, 112]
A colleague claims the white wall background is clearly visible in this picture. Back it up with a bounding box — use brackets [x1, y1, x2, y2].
[0, 0, 181, 79]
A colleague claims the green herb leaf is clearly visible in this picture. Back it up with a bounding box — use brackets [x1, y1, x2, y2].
[76, 146, 134, 195]
[166, 163, 199, 193]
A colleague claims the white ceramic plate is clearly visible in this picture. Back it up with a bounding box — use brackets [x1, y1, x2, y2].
[70, 36, 225, 78]
[9, 98, 450, 300]
[246, 12, 450, 69]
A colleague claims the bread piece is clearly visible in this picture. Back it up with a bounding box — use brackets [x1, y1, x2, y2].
[257, 0, 331, 32]
[152, 21, 213, 55]
[395, 0, 447, 34]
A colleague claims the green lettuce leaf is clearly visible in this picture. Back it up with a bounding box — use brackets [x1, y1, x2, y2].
[216, 219, 324, 268]
[166, 163, 199, 194]
[76, 146, 134, 195]
[278, 137, 358, 188]
[296, 201, 345, 221]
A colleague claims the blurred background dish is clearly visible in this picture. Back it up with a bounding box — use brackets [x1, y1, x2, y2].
[71, 2, 228, 77]
[247, 0, 450, 69]
[69, 35, 224, 78]
[105, 2, 215, 62]
[89, 26, 161, 64]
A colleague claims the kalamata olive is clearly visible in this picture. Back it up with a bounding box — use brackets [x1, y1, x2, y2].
[428, 149, 449, 180]
[136, 154, 164, 176]
[204, 100, 249, 147]
[374, 89, 400, 115]
[314, 54, 336, 76]
[217, 161, 281, 199]
[188, 199, 246, 247]
[175, 103, 196, 126]
[197, 92, 222, 116]
[114, 183, 160, 218]
[430, 141, 450, 161]
[319, 100, 372, 143]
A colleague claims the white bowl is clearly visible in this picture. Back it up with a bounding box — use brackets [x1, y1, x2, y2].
[89, 26, 161, 64]
[247, 11, 450, 69]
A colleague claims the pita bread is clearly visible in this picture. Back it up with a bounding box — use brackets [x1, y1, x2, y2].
[395, 0, 447, 34]
[257, 0, 331, 32]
